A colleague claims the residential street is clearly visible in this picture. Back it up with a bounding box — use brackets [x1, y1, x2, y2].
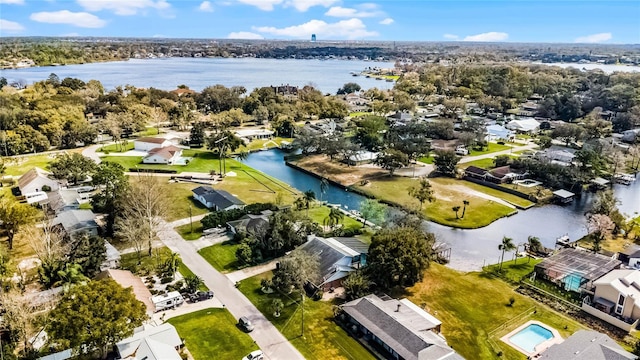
[458, 142, 538, 164]
[157, 221, 305, 360]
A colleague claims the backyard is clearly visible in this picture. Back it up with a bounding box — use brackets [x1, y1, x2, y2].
[175, 220, 204, 240]
[168, 308, 258, 360]
[198, 241, 242, 273]
[238, 272, 376, 360]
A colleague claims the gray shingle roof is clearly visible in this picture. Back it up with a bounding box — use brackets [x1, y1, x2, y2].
[192, 186, 245, 209]
[333, 237, 369, 254]
[539, 330, 636, 360]
[52, 210, 98, 234]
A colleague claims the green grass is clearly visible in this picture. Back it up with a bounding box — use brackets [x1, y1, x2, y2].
[354, 176, 515, 229]
[134, 127, 160, 137]
[177, 262, 209, 291]
[349, 112, 371, 118]
[483, 258, 542, 282]
[98, 141, 134, 153]
[175, 220, 204, 240]
[468, 142, 512, 156]
[198, 241, 242, 273]
[459, 158, 496, 169]
[306, 206, 363, 231]
[78, 202, 93, 210]
[158, 182, 211, 222]
[238, 272, 376, 360]
[239, 137, 293, 152]
[120, 247, 172, 275]
[2, 154, 55, 176]
[455, 179, 534, 208]
[417, 155, 434, 164]
[168, 308, 258, 360]
[406, 264, 586, 360]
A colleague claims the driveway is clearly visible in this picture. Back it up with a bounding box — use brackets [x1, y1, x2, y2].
[157, 221, 304, 360]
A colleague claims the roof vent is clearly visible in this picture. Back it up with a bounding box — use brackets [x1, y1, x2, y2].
[396, 304, 401, 312]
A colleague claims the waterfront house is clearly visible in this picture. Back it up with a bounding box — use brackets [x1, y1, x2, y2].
[192, 186, 245, 211]
[116, 323, 183, 360]
[582, 269, 640, 332]
[464, 166, 489, 180]
[538, 330, 635, 359]
[142, 145, 183, 165]
[486, 166, 525, 184]
[227, 211, 272, 235]
[234, 129, 274, 142]
[536, 146, 576, 166]
[299, 235, 369, 291]
[18, 167, 60, 195]
[52, 209, 99, 239]
[338, 294, 465, 360]
[344, 150, 379, 166]
[134, 137, 173, 151]
[97, 269, 155, 314]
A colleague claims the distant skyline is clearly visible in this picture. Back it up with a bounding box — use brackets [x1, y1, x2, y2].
[0, 0, 639, 44]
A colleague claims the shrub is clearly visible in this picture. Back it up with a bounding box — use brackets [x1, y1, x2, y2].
[160, 276, 173, 284]
[41, 185, 51, 192]
[508, 296, 515, 307]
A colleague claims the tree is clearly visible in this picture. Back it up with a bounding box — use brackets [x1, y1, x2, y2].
[323, 207, 344, 230]
[527, 236, 543, 255]
[433, 150, 460, 177]
[271, 250, 320, 294]
[189, 122, 206, 147]
[92, 162, 128, 235]
[115, 216, 148, 264]
[374, 149, 409, 176]
[47, 279, 147, 358]
[0, 197, 38, 249]
[461, 200, 470, 218]
[55, 262, 88, 291]
[206, 130, 242, 175]
[587, 214, 615, 252]
[162, 252, 181, 279]
[498, 236, 515, 272]
[337, 82, 361, 95]
[342, 271, 371, 300]
[49, 153, 97, 185]
[184, 274, 203, 293]
[452, 206, 460, 219]
[69, 234, 106, 277]
[408, 176, 434, 210]
[300, 190, 316, 216]
[1, 292, 37, 357]
[359, 199, 385, 228]
[366, 226, 434, 289]
[271, 298, 284, 317]
[319, 178, 329, 202]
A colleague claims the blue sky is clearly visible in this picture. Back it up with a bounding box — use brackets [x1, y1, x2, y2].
[0, 0, 638, 43]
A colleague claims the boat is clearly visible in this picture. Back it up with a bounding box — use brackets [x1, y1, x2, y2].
[350, 210, 362, 217]
[614, 173, 636, 185]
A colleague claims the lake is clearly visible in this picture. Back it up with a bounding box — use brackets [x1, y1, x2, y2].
[243, 149, 640, 271]
[0, 57, 395, 94]
[534, 62, 640, 74]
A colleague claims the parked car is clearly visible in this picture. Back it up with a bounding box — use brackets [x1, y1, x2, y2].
[242, 350, 264, 360]
[238, 316, 254, 332]
[455, 147, 469, 156]
[189, 290, 214, 302]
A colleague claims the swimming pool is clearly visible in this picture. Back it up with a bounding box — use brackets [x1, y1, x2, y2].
[508, 324, 554, 353]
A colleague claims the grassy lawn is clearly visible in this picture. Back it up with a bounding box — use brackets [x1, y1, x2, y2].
[177, 262, 209, 291]
[198, 241, 242, 273]
[157, 182, 210, 222]
[3, 154, 55, 176]
[175, 220, 204, 240]
[483, 258, 542, 283]
[349, 112, 371, 117]
[468, 142, 512, 156]
[239, 137, 293, 152]
[98, 141, 134, 153]
[449, 179, 534, 209]
[134, 127, 160, 137]
[354, 176, 515, 228]
[102, 149, 221, 173]
[417, 155, 434, 164]
[405, 264, 585, 360]
[238, 272, 376, 360]
[306, 206, 363, 231]
[459, 157, 497, 169]
[168, 308, 258, 360]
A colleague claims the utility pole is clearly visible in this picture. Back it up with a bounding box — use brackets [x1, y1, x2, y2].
[301, 292, 305, 338]
[189, 204, 193, 234]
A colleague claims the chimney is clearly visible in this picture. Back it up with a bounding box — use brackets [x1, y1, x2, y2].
[396, 304, 401, 312]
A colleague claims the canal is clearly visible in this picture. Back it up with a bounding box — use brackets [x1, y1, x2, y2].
[243, 149, 640, 271]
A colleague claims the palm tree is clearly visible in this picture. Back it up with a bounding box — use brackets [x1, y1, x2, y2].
[324, 207, 344, 230]
[55, 263, 88, 292]
[302, 190, 316, 216]
[498, 236, 515, 272]
[235, 150, 250, 162]
[164, 252, 182, 279]
[319, 178, 329, 202]
[452, 206, 460, 219]
[461, 200, 470, 218]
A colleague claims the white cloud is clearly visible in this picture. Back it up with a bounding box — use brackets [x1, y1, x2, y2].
[76, 0, 171, 16]
[0, 19, 25, 33]
[443, 33, 459, 40]
[237, 0, 282, 11]
[30, 10, 107, 28]
[198, 1, 214, 12]
[379, 18, 394, 25]
[463, 31, 508, 42]
[325, 6, 382, 18]
[575, 32, 612, 43]
[228, 31, 264, 39]
[285, 0, 338, 12]
[0, 0, 24, 4]
[254, 18, 377, 40]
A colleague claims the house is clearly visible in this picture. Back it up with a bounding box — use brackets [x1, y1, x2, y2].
[227, 211, 272, 235]
[536, 146, 576, 166]
[339, 294, 465, 360]
[98, 269, 155, 314]
[485, 124, 514, 141]
[46, 188, 91, 214]
[506, 118, 540, 133]
[52, 210, 99, 239]
[619, 246, 640, 268]
[170, 87, 196, 97]
[142, 145, 183, 165]
[101, 241, 121, 271]
[486, 166, 525, 184]
[622, 129, 640, 143]
[298, 235, 369, 291]
[17, 167, 60, 195]
[538, 330, 636, 360]
[116, 323, 183, 360]
[344, 150, 379, 166]
[582, 269, 640, 332]
[134, 137, 173, 151]
[235, 129, 274, 141]
[552, 189, 575, 204]
[464, 166, 489, 180]
[192, 186, 245, 211]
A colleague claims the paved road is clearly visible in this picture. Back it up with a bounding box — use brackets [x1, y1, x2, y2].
[458, 143, 538, 164]
[157, 221, 305, 360]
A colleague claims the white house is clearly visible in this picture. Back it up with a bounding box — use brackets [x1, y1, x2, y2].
[486, 124, 514, 141]
[116, 323, 183, 360]
[192, 186, 245, 211]
[134, 137, 173, 151]
[142, 145, 183, 165]
[506, 118, 540, 133]
[17, 167, 60, 194]
[235, 129, 274, 141]
[582, 269, 640, 332]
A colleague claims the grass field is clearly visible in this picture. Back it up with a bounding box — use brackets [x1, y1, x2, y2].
[159, 182, 211, 222]
[2, 154, 56, 176]
[468, 142, 512, 156]
[447, 179, 534, 209]
[306, 206, 364, 231]
[168, 308, 258, 360]
[405, 264, 585, 360]
[175, 220, 204, 240]
[239, 137, 293, 152]
[458, 157, 497, 169]
[238, 272, 376, 360]
[417, 155, 435, 164]
[98, 141, 134, 153]
[353, 176, 515, 228]
[198, 241, 242, 273]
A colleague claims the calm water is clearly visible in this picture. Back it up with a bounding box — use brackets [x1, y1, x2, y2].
[0, 58, 395, 94]
[537, 62, 640, 74]
[243, 149, 640, 271]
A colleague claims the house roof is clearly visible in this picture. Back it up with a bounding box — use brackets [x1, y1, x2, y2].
[227, 213, 270, 234]
[334, 237, 369, 254]
[18, 167, 56, 191]
[341, 295, 461, 360]
[465, 166, 488, 176]
[135, 137, 168, 144]
[507, 118, 540, 132]
[594, 270, 640, 307]
[51, 210, 98, 233]
[489, 166, 517, 179]
[116, 323, 182, 359]
[592, 177, 610, 186]
[348, 150, 379, 162]
[105, 241, 121, 262]
[535, 248, 621, 283]
[539, 330, 635, 360]
[98, 269, 155, 313]
[299, 235, 368, 284]
[553, 189, 575, 198]
[145, 145, 182, 160]
[192, 186, 245, 209]
[235, 129, 274, 137]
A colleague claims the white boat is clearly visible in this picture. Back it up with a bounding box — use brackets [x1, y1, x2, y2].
[614, 173, 636, 185]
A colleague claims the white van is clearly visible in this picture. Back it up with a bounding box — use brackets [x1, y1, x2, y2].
[455, 147, 469, 156]
[151, 291, 184, 312]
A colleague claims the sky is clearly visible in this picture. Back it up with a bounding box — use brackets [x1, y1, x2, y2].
[0, 0, 639, 44]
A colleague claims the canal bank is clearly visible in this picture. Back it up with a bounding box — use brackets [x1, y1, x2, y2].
[243, 149, 640, 271]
